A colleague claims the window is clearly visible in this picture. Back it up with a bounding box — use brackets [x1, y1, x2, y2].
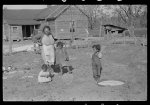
[70, 21, 75, 32]
[12, 26, 18, 33]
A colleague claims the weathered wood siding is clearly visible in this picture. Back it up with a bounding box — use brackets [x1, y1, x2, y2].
[55, 6, 88, 39]
[3, 23, 23, 41]
[10, 25, 23, 40]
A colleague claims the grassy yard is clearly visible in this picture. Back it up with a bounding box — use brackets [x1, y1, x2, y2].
[3, 41, 147, 101]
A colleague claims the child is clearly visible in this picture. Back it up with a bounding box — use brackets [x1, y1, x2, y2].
[55, 41, 72, 75]
[38, 64, 54, 83]
[32, 30, 43, 54]
[92, 44, 102, 84]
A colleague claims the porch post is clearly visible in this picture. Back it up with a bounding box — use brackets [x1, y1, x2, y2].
[30, 25, 32, 37]
[23, 26, 26, 40]
[9, 26, 12, 54]
[34, 25, 35, 29]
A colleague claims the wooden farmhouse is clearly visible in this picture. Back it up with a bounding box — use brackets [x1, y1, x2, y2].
[35, 5, 89, 39]
[3, 9, 42, 41]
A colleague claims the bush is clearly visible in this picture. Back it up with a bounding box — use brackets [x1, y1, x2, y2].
[124, 28, 147, 37]
[89, 29, 100, 37]
[125, 30, 130, 37]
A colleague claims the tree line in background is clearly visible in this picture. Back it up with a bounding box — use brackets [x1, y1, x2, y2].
[78, 5, 147, 37]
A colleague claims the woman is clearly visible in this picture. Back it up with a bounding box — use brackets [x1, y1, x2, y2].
[41, 26, 55, 66]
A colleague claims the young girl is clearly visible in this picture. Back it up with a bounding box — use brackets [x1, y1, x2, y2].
[38, 64, 54, 83]
[41, 26, 55, 66]
[92, 44, 102, 84]
[55, 41, 72, 75]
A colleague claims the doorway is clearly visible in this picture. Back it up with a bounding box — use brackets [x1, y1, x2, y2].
[22, 25, 35, 38]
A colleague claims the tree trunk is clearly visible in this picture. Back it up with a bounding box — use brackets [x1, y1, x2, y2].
[128, 25, 136, 44]
[99, 19, 102, 37]
[88, 17, 93, 30]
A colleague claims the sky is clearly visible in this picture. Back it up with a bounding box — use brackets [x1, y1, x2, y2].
[3, 5, 47, 9]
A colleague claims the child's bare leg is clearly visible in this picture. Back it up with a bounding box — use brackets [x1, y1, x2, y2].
[67, 66, 72, 74]
[97, 65, 102, 82]
[65, 62, 72, 74]
[60, 67, 63, 75]
[59, 64, 63, 75]
[92, 64, 98, 82]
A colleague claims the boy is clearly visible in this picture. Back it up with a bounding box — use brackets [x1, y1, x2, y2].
[38, 64, 54, 83]
[32, 30, 43, 54]
[92, 44, 102, 84]
[55, 41, 72, 75]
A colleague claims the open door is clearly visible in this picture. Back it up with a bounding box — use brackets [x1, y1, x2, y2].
[22, 25, 34, 38]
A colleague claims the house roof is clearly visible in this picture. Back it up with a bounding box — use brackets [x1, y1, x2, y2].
[47, 5, 70, 19]
[35, 5, 63, 20]
[35, 5, 88, 20]
[3, 9, 43, 25]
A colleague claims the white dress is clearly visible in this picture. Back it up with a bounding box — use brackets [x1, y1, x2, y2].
[41, 34, 55, 65]
[38, 70, 52, 83]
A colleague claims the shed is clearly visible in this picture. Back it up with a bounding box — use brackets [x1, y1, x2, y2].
[102, 24, 127, 35]
[35, 5, 89, 39]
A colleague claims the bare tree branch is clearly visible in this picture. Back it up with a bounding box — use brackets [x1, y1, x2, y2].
[119, 5, 129, 18]
[135, 5, 142, 17]
[115, 8, 127, 24]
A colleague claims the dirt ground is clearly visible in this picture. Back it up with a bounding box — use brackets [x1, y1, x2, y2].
[3, 43, 147, 101]
[3, 40, 33, 53]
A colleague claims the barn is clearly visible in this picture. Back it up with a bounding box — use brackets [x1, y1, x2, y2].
[3, 9, 42, 41]
[35, 5, 89, 39]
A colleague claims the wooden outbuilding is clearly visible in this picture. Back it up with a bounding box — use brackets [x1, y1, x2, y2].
[35, 5, 89, 39]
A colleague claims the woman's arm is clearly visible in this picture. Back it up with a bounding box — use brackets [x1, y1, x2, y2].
[32, 33, 43, 43]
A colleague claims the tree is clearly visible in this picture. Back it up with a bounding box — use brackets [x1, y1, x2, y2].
[78, 5, 99, 30]
[114, 5, 147, 34]
[113, 5, 147, 44]
[140, 9, 147, 28]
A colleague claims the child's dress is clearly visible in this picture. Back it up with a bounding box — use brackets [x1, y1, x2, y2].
[55, 48, 69, 66]
[38, 70, 52, 83]
[41, 34, 55, 65]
